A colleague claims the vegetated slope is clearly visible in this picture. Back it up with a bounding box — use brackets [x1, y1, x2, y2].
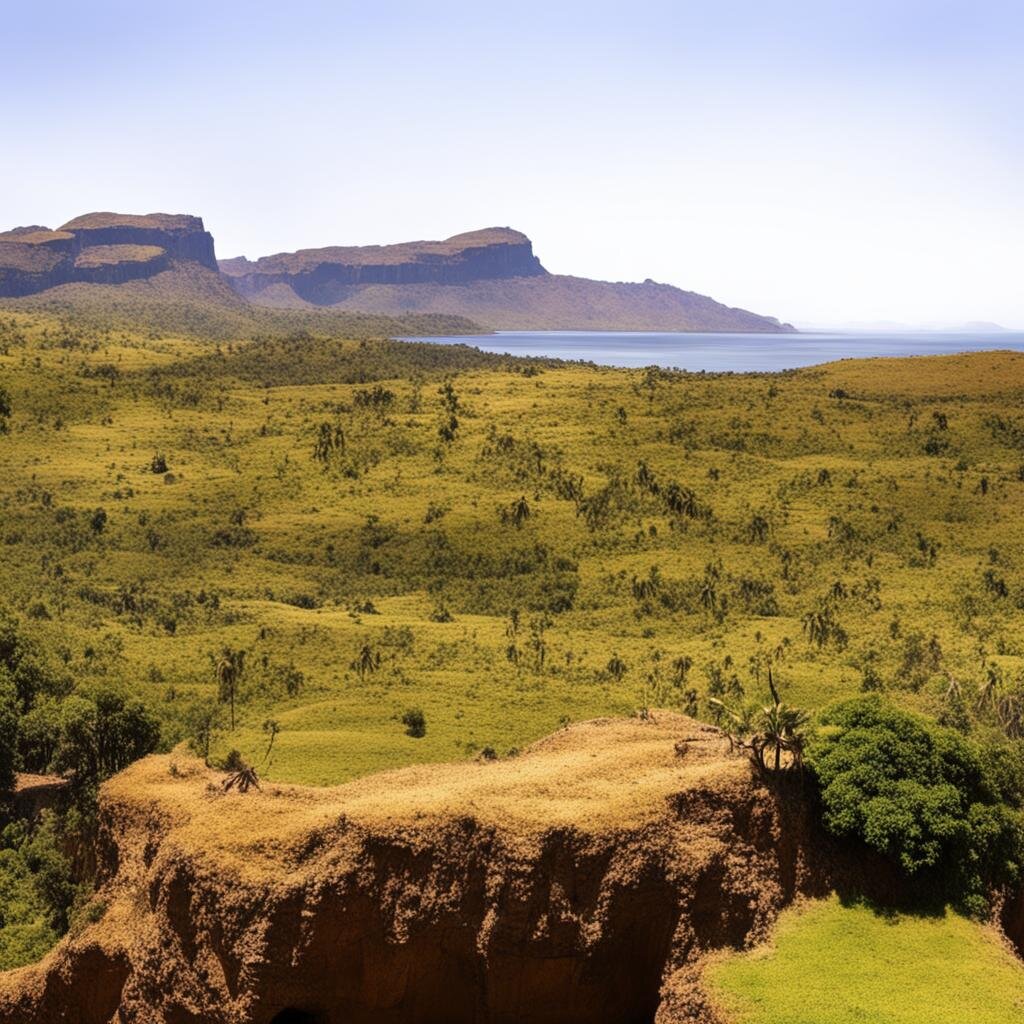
[240, 273, 791, 332]
[3, 267, 484, 341]
[0, 715, 830, 1024]
[708, 896, 1024, 1024]
[221, 227, 793, 333]
[1, 315, 1023, 791]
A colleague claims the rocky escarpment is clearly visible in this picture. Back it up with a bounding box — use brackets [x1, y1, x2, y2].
[221, 229, 793, 333]
[0, 213, 216, 297]
[1, 214, 793, 331]
[0, 715, 850, 1024]
[221, 228, 546, 302]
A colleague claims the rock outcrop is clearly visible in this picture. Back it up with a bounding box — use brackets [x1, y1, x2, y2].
[220, 229, 793, 333]
[0, 715, 838, 1024]
[221, 228, 545, 299]
[1, 214, 793, 331]
[0, 213, 217, 297]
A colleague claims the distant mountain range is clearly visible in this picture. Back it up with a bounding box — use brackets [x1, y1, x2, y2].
[0, 213, 793, 333]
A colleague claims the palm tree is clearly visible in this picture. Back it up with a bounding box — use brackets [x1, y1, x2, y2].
[505, 608, 521, 639]
[976, 663, 1002, 714]
[699, 578, 718, 615]
[757, 671, 809, 772]
[312, 422, 344, 464]
[671, 655, 693, 686]
[802, 605, 835, 648]
[997, 691, 1023, 739]
[746, 513, 770, 543]
[944, 673, 963, 704]
[664, 483, 699, 519]
[607, 654, 628, 681]
[635, 460, 659, 495]
[707, 698, 755, 755]
[352, 643, 381, 681]
[510, 495, 531, 528]
[215, 647, 246, 730]
[261, 718, 281, 763]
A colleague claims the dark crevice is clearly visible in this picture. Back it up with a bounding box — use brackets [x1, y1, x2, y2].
[269, 1011, 324, 1024]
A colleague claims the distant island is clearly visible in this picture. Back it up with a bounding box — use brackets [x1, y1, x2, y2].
[0, 213, 793, 333]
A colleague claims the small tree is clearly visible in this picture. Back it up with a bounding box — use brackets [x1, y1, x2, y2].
[606, 654, 628, 681]
[756, 672, 810, 772]
[214, 647, 246, 730]
[0, 678, 18, 796]
[352, 643, 380, 681]
[185, 700, 222, 765]
[313, 422, 344, 465]
[509, 495, 531, 528]
[401, 707, 426, 738]
[671, 655, 693, 686]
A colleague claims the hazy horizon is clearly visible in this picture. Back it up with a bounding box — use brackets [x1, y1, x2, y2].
[3, 0, 1022, 328]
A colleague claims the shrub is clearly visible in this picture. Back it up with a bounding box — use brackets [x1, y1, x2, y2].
[809, 696, 1024, 910]
[401, 708, 426, 738]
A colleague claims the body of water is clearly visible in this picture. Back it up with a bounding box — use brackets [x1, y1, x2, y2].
[403, 330, 1024, 372]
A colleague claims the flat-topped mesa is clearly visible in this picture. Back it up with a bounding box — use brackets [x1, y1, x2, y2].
[59, 213, 218, 271]
[0, 212, 217, 296]
[220, 227, 547, 303]
[219, 226, 793, 332]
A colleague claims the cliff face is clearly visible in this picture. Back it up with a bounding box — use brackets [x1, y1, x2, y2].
[0, 213, 216, 297]
[221, 228, 546, 303]
[220, 229, 792, 333]
[0, 715, 837, 1024]
[1, 215, 793, 332]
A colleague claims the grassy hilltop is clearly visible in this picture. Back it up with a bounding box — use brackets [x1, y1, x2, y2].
[1, 309, 1023, 1011]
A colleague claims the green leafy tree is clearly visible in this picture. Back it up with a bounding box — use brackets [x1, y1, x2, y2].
[809, 696, 1024, 911]
[52, 688, 159, 785]
[0, 678, 18, 796]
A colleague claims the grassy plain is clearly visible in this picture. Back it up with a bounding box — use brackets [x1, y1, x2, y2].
[708, 896, 1024, 1023]
[1, 310, 1024, 787]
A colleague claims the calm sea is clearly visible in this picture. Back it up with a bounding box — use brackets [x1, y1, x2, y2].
[402, 330, 1024, 373]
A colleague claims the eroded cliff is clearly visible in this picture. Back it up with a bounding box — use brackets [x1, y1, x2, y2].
[0, 715, 831, 1024]
[219, 229, 793, 332]
[0, 213, 216, 297]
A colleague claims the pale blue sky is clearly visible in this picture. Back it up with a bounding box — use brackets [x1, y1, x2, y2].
[2, 1, 1022, 326]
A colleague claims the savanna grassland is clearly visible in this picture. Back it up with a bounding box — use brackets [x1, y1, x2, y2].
[2, 307, 1024, 1008]
[2, 313, 1024, 783]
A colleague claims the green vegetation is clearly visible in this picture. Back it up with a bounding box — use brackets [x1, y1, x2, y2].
[708, 896, 1024, 1024]
[810, 697, 1024, 912]
[1, 303, 1023, 975]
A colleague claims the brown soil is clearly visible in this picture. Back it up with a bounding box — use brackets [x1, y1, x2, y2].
[0, 714, 846, 1024]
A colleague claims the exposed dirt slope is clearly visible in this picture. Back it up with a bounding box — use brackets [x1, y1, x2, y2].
[0, 715, 829, 1024]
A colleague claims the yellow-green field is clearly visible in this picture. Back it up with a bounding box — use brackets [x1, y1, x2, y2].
[708, 897, 1024, 1023]
[2, 310, 1024, 784]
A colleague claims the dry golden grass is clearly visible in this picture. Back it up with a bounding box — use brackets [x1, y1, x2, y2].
[109, 713, 736, 875]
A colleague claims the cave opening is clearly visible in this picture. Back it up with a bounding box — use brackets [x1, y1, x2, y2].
[269, 1011, 323, 1024]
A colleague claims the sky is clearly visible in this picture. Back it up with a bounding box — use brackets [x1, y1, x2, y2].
[2, 0, 1022, 328]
